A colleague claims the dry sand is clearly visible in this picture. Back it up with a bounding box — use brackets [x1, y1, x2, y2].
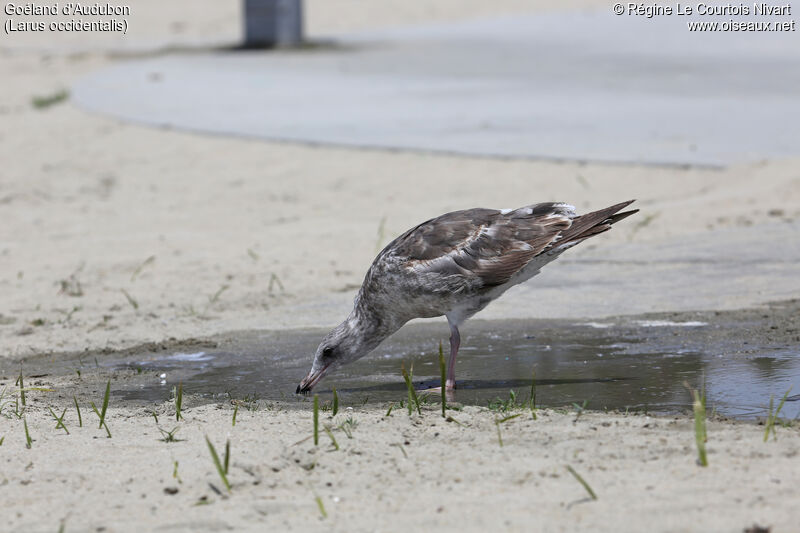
[1, 1, 799, 531]
[1, 374, 798, 533]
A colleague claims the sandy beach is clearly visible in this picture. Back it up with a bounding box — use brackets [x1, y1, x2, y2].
[2, 381, 799, 533]
[1, 1, 800, 531]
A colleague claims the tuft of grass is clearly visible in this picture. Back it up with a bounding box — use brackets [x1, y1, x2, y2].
[49, 407, 70, 435]
[73, 396, 83, 427]
[401, 363, 421, 415]
[332, 387, 339, 417]
[385, 402, 395, 417]
[685, 382, 708, 467]
[205, 436, 231, 491]
[764, 387, 792, 442]
[149, 410, 159, 424]
[32, 89, 69, 109]
[572, 400, 589, 423]
[23, 415, 32, 448]
[438, 342, 446, 417]
[566, 465, 597, 500]
[232, 404, 239, 426]
[313, 395, 320, 446]
[90, 402, 112, 438]
[488, 389, 525, 413]
[90, 384, 112, 439]
[158, 426, 181, 443]
[120, 289, 138, 310]
[337, 416, 358, 438]
[175, 382, 183, 421]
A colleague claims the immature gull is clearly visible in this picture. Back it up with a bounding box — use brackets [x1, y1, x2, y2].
[297, 200, 638, 393]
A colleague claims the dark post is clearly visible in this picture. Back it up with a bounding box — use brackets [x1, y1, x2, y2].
[243, 0, 303, 48]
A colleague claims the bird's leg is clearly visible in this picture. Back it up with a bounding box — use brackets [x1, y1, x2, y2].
[446, 321, 460, 391]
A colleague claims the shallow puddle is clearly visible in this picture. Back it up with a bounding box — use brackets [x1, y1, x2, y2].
[101, 313, 800, 420]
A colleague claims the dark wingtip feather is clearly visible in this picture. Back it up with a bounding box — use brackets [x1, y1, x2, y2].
[606, 209, 639, 225]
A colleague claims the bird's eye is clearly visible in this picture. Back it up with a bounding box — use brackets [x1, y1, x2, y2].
[322, 347, 334, 359]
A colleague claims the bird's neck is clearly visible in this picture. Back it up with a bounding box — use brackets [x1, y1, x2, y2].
[344, 294, 405, 355]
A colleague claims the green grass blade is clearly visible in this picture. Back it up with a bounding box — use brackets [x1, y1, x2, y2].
[205, 435, 231, 491]
[438, 342, 446, 417]
[566, 465, 597, 500]
[224, 439, 230, 475]
[323, 425, 339, 450]
[691, 388, 708, 466]
[17, 372, 26, 406]
[176, 382, 183, 421]
[91, 401, 112, 438]
[332, 387, 339, 417]
[763, 395, 774, 442]
[764, 387, 792, 442]
[313, 395, 319, 446]
[23, 415, 32, 448]
[401, 364, 421, 415]
[98, 380, 110, 429]
[73, 396, 82, 427]
[529, 367, 537, 420]
[315, 495, 327, 519]
[49, 407, 70, 435]
[232, 404, 238, 426]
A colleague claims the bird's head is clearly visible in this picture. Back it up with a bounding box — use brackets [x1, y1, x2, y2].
[296, 321, 364, 394]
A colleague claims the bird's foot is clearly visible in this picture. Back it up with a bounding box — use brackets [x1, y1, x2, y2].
[418, 384, 456, 403]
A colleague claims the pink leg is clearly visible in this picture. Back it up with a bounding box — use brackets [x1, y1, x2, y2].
[446, 319, 460, 391]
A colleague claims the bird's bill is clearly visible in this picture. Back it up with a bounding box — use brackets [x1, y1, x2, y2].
[296, 362, 332, 394]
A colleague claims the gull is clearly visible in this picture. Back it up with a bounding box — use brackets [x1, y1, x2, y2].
[297, 200, 637, 393]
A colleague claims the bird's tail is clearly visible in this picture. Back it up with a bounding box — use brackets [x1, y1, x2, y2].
[558, 200, 638, 245]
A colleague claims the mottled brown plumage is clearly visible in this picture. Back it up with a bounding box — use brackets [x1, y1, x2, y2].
[297, 200, 638, 393]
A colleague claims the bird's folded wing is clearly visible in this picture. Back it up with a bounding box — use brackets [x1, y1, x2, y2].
[394, 204, 574, 288]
